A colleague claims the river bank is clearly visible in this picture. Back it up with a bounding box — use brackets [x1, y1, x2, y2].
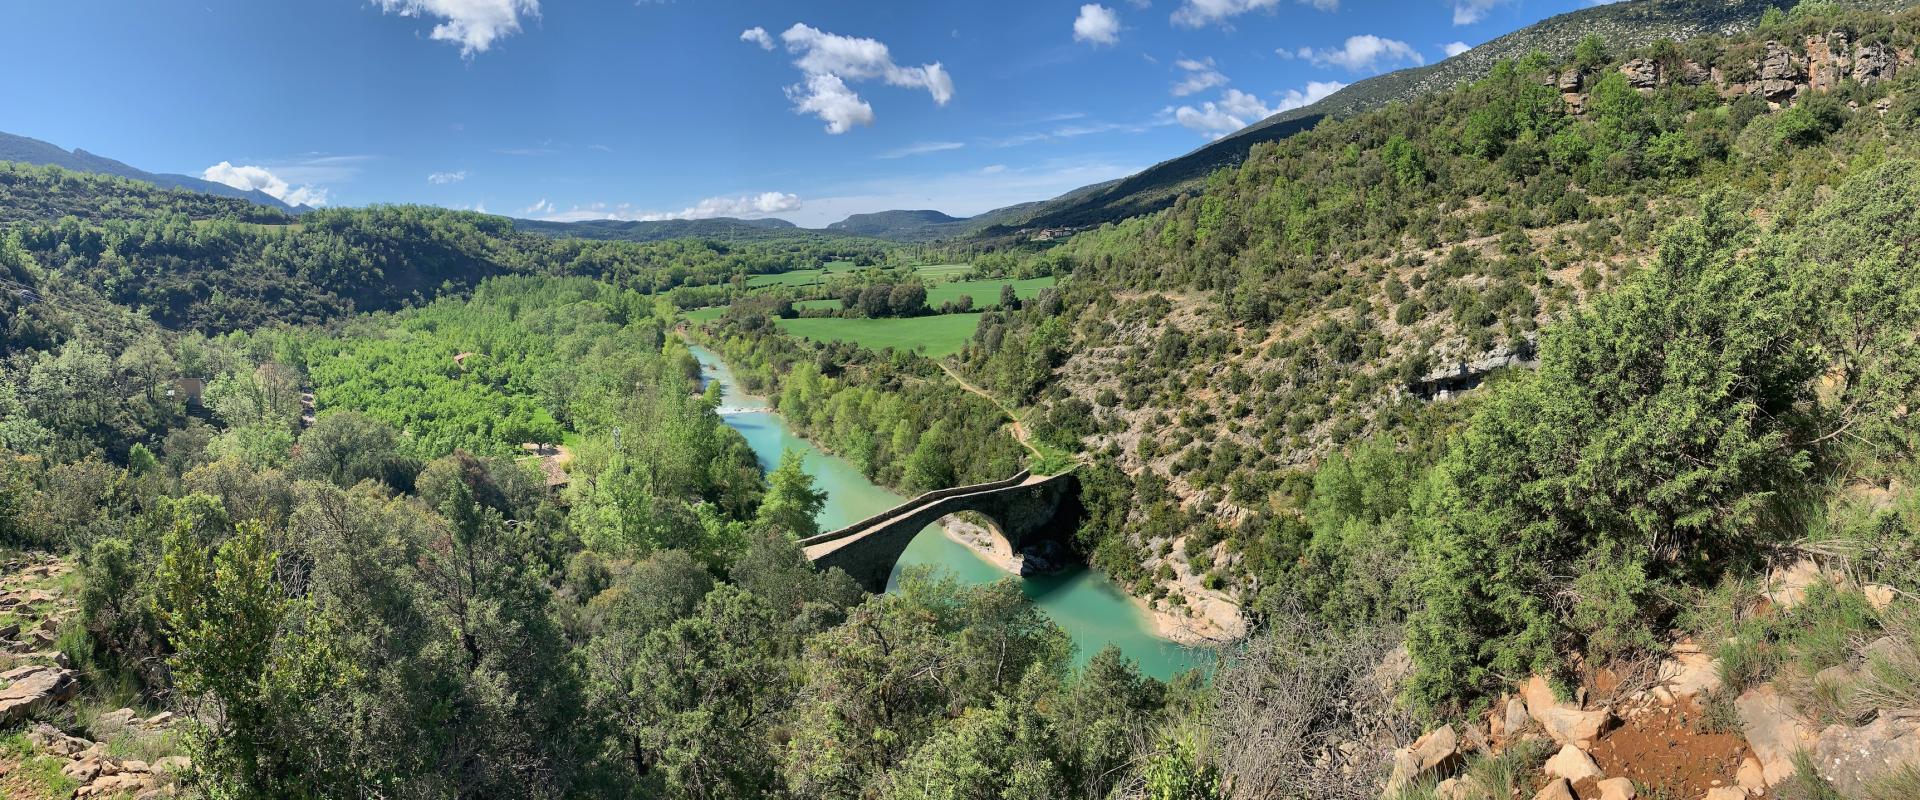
[939, 514, 1241, 647]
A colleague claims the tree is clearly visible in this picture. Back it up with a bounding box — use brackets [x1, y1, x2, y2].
[154, 498, 292, 794]
[755, 448, 827, 538]
[590, 586, 789, 798]
[999, 283, 1022, 311]
[886, 282, 928, 317]
[289, 411, 412, 489]
[1406, 192, 1822, 707]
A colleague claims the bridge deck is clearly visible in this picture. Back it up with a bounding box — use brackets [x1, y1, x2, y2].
[800, 471, 1050, 561]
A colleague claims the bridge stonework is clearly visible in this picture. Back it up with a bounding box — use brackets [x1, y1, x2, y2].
[801, 470, 1080, 593]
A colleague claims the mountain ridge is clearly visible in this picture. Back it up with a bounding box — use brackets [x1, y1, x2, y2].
[0, 130, 309, 213]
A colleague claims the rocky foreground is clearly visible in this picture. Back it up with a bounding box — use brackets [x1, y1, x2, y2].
[1385, 559, 1919, 800]
[0, 553, 192, 800]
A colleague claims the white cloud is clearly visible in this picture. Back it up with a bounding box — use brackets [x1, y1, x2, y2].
[201, 162, 329, 207]
[770, 24, 954, 134]
[1172, 57, 1228, 96]
[1073, 4, 1121, 45]
[1171, 0, 1334, 28]
[427, 170, 468, 184]
[740, 26, 774, 50]
[1450, 0, 1512, 25]
[786, 73, 875, 134]
[524, 192, 804, 223]
[1443, 41, 1472, 57]
[1293, 35, 1424, 73]
[879, 141, 966, 159]
[1172, 81, 1342, 138]
[373, 0, 539, 58]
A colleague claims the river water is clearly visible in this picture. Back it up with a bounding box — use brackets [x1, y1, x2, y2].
[687, 343, 1208, 680]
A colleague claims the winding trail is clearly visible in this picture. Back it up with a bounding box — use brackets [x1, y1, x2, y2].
[936, 361, 1043, 460]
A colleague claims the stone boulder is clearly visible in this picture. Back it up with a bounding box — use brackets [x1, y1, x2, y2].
[1864, 584, 1897, 611]
[1739, 684, 1816, 786]
[1532, 778, 1575, 800]
[1765, 558, 1828, 610]
[1521, 676, 1614, 749]
[1703, 789, 1747, 800]
[1544, 743, 1603, 782]
[1653, 639, 1721, 703]
[1557, 70, 1582, 92]
[1384, 725, 1462, 796]
[1813, 714, 1920, 798]
[1595, 777, 1635, 800]
[0, 664, 77, 725]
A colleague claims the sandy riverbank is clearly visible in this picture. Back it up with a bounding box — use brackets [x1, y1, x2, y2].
[937, 515, 1243, 648]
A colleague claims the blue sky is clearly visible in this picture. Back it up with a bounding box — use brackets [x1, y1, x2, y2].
[4, 0, 1604, 226]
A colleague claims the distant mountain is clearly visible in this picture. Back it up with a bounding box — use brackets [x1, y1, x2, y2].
[971, 0, 1919, 239]
[0, 131, 307, 213]
[825, 209, 971, 241]
[514, 216, 815, 243]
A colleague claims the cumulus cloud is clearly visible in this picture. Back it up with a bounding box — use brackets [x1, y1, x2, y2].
[1073, 4, 1121, 45]
[201, 162, 329, 207]
[523, 192, 804, 223]
[1171, 0, 1334, 28]
[764, 23, 953, 134]
[879, 141, 966, 159]
[1444, 41, 1472, 57]
[1450, 0, 1512, 25]
[373, 0, 539, 58]
[1292, 35, 1424, 72]
[427, 170, 468, 184]
[786, 73, 875, 134]
[740, 26, 774, 50]
[1172, 57, 1228, 96]
[1172, 81, 1343, 138]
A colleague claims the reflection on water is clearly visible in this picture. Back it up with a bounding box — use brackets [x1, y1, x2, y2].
[687, 342, 1210, 679]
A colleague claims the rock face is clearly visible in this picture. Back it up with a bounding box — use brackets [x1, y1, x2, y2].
[1621, 58, 1659, 89]
[1385, 724, 1462, 796]
[1738, 684, 1816, 786]
[1854, 42, 1898, 84]
[1522, 675, 1614, 749]
[1806, 32, 1851, 92]
[0, 663, 77, 725]
[1813, 714, 1920, 798]
[1759, 40, 1803, 100]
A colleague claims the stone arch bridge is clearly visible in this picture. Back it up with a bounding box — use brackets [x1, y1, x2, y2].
[802, 470, 1080, 593]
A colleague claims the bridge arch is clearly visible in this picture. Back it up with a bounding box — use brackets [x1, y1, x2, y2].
[801, 470, 1079, 593]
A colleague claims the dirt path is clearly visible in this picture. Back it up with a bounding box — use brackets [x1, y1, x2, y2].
[936, 362, 1043, 460]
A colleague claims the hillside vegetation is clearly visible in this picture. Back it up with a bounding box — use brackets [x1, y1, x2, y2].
[977, 0, 1920, 240]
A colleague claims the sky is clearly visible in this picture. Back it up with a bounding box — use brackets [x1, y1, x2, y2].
[3, 0, 1609, 227]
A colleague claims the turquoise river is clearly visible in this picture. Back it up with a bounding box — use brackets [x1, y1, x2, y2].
[687, 343, 1209, 679]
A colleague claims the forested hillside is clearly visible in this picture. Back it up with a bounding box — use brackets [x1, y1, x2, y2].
[0, 169, 902, 332]
[977, 0, 1920, 239]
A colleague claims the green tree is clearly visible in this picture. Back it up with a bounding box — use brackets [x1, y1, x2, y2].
[755, 448, 827, 538]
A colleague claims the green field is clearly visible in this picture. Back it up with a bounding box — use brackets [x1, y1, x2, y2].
[684, 306, 728, 323]
[794, 298, 840, 312]
[926, 276, 1054, 309]
[743, 262, 977, 289]
[774, 313, 983, 358]
[912, 263, 973, 280]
